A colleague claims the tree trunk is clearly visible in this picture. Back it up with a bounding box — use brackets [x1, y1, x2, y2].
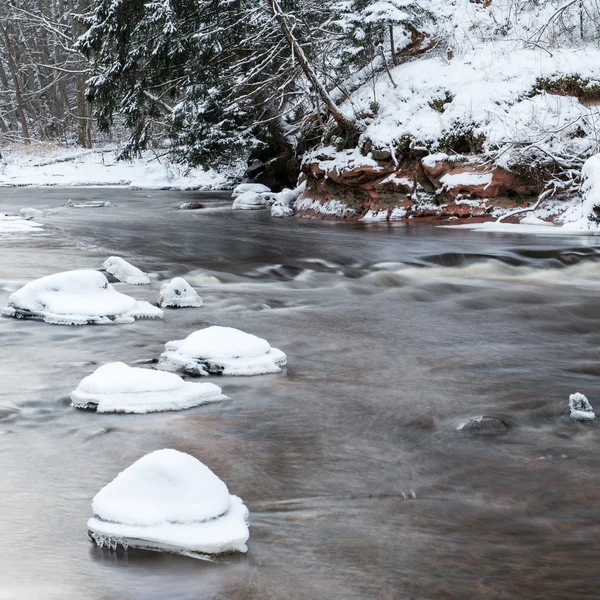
[0, 20, 30, 143]
[265, 0, 347, 124]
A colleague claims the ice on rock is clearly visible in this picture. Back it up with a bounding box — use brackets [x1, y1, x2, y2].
[103, 256, 150, 285]
[1, 270, 163, 325]
[70, 362, 226, 413]
[568, 392, 596, 422]
[232, 191, 268, 210]
[158, 325, 287, 376]
[66, 200, 113, 208]
[159, 277, 203, 308]
[231, 183, 270, 197]
[88, 449, 249, 556]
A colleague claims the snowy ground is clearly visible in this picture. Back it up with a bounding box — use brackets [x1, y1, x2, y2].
[0, 145, 236, 189]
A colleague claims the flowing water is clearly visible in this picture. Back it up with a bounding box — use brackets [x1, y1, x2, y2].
[1, 189, 600, 599]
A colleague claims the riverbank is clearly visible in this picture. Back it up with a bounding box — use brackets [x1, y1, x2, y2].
[0, 144, 238, 190]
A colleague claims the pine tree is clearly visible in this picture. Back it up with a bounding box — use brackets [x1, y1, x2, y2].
[79, 0, 344, 169]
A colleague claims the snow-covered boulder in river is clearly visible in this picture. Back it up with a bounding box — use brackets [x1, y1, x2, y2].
[103, 256, 150, 285]
[87, 449, 249, 556]
[568, 392, 596, 422]
[66, 200, 113, 208]
[158, 325, 287, 376]
[1, 270, 162, 325]
[70, 362, 226, 413]
[270, 182, 306, 218]
[159, 277, 203, 308]
[232, 191, 268, 210]
[231, 183, 270, 197]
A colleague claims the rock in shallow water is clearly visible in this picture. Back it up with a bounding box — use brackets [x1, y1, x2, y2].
[70, 362, 226, 413]
[1, 269, 162, 325]
[458, 416, 509, 434]
[568, 392, 596, 422]
[158, 277, 203, 308]
[157, 325, 287, 376]
[87, 449, 249, 556]
[103, 256, 150, 285]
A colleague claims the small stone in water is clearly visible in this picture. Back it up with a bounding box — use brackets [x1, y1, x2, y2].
[458, 416, 508, 434]
[568, 392, 596, 422]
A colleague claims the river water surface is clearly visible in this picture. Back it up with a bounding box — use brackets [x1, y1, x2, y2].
[1, 189, 600, 599]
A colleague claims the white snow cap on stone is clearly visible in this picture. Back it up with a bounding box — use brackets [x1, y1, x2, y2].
[88, 449, 249, 556]
[270, 182, 306, 218]
[232, 191, 268, 210]
[159, 277, 203, 308]
[20, 207, 44, 220]
[70, 362, 226, 413]
[158, 325, 287, 376]
[1, 269, 162, 325]
[568, 392, 596, 422]
[103, 256, 151, 285]
[231, 183, 270, 197]
[67, 200, 113, 208]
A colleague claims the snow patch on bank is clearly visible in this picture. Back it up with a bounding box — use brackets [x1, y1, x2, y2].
[0, 145, 236, 189]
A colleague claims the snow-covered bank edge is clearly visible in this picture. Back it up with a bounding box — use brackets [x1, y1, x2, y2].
[0, 145, 242, 190]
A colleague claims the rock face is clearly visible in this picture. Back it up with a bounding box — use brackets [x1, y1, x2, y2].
[297, 149, 544, 221]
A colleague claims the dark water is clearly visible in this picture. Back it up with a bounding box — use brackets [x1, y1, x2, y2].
[1, 189, 600, 599]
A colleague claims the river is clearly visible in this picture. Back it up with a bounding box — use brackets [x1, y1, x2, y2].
[1, 188, 600, 599]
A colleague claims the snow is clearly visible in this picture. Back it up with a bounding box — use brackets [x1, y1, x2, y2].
[158, 325, 287, 376]
[378, 174, 414, 189]
[159, 277, 203, 308]
[232, 191, 268, 210]
[440, 172, 492, 189]
[302, 146, 383, 178]
[0, 214, 43, 234]
[103, 257, 150, 285]
[71, 362, 225, 413]
[559, 154, 600, 232]
[0, 146, 235, 189]
[295, 197, 356, 218]
[232, 183, 270, 196]
[67, 200, 112, 208]
[88, 449, 249, 555]
[19, 207, 44, 219]
[1, 270, 163, 325]
[568, 392, 596, 423]
[271, 183, 305, 218]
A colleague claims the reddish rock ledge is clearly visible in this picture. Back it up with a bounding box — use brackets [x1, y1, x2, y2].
[296, 151, 544, 222]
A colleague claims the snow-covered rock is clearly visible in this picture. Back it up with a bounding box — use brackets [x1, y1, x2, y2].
[158, 325, 287, 376]
[70, 362, 226, 413]
[19, 207, 44, 220]
[103, 256, 150, 285]
[0, 214, 43, 234]
[87, 449, 249, 556]
[270, 182, 306, 218]
[66, 200, 113, 208]
[1, 270, 162, 325]
[231, 183, 270, 197]
[159, 277, 203, 308]
[568, 392, 596, 422]
[232, 191, 268, 210]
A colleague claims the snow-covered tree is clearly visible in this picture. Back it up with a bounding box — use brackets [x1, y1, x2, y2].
[335, 0, 434, 71]
[79, 0, 345, 169]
